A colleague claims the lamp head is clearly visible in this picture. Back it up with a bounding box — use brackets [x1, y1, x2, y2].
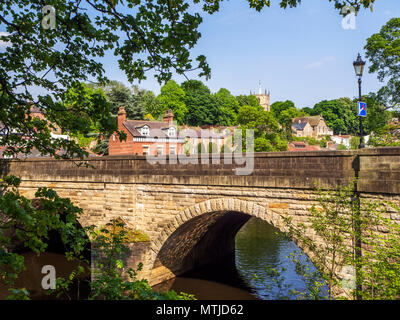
[353, 53, 366, 77]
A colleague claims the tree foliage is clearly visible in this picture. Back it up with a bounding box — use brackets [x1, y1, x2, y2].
[280, 183, 400, 300]
[214, 88, 239, 126]
[365, 17, 400, 110]
[311, 98, 358, 135]
[271, 100, 304, 140]
[237, 105, 287, 152]
[182, 80, 221, 126]
[87, 220, 194, 300]
[89, 81, 152, 120]
[0, 176, 89, 299]
[236, 94, 262, 109]
[156, 80, 187, 124]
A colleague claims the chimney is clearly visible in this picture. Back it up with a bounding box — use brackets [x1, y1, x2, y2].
[118, 106, 127, 129]
[163, 109, 173, 125]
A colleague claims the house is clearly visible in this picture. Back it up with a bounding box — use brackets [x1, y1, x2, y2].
[109, 107, 185, 156]
[0, 105, 70, 158]
[331, 135, 351, 149]
[292, 115, 333, 138]
[180, 125, 235, 154]
[388, 118, 400, 127]
[29, 106, 70, 140]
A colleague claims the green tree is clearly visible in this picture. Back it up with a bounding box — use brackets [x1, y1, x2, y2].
[0, 176, 89, 300]
[91, 81, 149, 120]
[87, 220, 194, 300]
[156, 80, 187, 124]
[312, 98, 358, 135]
[270, 100, 295, 122]
[280, 183, 400, 300]
[61, 82, 115, 149]
[182, 80, 221, 126]
[101, 81, 133, 115]
[300, 107, 314, 116]
[237, 105, 287, 152]
[280, 107, 304, 141]
[319, 137, 328, 148]
[141, 91, 159, 119]
[236, 95, 262, 109]
[363, 93, 392, 133]
[350, 136, 360, 150]
[215, 88, 239, 126]
[365, 18, 400, 111]
[270, 101, 304, 141]
[367, 124, 400, 147]
[130, 85, 156, 120]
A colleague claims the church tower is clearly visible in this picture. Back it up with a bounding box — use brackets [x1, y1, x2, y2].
[251, 81, 270, 112]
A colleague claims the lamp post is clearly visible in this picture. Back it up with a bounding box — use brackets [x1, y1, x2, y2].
[353, 53, 366, 149]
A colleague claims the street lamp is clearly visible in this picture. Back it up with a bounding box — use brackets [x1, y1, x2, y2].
[353, 53, 366, 149]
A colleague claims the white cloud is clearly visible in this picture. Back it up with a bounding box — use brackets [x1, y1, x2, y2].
[0, 32, 11, 48]
[305, 56, 336, 70]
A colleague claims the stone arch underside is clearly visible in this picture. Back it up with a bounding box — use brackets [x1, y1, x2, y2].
[148, 198, 307, 286]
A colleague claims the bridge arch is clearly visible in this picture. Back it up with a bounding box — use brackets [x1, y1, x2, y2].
[148, 198, 309, 285]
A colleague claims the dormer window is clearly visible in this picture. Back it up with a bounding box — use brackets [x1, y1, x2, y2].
[168, 127, 176, 137]
[141, 125, 150, 136]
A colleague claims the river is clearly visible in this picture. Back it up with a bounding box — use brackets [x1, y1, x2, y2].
[153, 217, 328, 300]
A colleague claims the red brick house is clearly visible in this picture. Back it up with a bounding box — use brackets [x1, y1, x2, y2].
[109, 107, 185, 156]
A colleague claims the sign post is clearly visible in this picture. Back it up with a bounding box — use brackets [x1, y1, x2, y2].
[357, 101, 367, 117]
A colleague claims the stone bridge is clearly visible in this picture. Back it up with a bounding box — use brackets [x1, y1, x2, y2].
[1, 148, 399, 292]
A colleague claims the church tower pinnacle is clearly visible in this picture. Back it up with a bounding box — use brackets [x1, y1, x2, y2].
[252, 82, 270, 112]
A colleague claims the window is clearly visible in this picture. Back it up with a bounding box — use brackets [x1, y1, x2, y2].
[170, 146, 176, 155]
[157, 145, 163, 155]
[112, 134, 116, 142]
[168, 127, 176, 137]
[141, 126, 150, 136]
[142, 145, 150, 155]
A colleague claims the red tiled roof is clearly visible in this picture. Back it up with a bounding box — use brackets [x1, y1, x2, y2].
[288, 142, 321, 152]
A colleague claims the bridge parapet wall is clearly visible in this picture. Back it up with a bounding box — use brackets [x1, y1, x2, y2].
[1, 148, 399, 194]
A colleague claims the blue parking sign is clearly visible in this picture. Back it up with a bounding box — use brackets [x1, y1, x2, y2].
[358, 102, 367, 117]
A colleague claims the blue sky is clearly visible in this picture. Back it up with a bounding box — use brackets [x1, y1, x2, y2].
[3, 1, 400, 109]
[107, 0, 400, 109]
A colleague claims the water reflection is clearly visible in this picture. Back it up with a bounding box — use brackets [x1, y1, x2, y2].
[235, 217, 321, 299]
[153, 277, 257, 300]
[0, 252, 90, 300]
[155, 217, 327, 300]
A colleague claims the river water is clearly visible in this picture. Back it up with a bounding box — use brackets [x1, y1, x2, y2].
[153, 217, 327, 300]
